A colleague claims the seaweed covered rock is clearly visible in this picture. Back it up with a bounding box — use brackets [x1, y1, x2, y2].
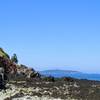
[42, 76, 55, 82]
[62, 77, 74, 82]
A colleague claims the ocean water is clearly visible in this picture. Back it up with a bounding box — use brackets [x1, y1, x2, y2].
[40, 70, 100, 81]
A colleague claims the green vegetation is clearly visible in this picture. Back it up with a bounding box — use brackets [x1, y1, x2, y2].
[0, 48, 9, 59]
[11, 53, 18, 64]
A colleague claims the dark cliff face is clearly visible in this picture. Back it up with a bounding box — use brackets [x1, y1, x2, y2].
[0, 56, 11, 88]
[0, 56, 17, 74]
[0, 48, 16, 75]
[0, 56, 17, 89]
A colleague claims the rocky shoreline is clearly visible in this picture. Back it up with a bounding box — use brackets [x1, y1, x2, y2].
[0, 78, 100, 100]
[0, 48, 100, 100]
[0, 81, 75, 100]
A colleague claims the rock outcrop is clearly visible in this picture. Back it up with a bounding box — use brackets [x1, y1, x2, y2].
[0, 48, 41, 89]
[16, 64, 41, 79]
[0, 55, 17, 89]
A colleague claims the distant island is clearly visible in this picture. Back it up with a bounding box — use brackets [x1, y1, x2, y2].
[40, 69, 100, 81]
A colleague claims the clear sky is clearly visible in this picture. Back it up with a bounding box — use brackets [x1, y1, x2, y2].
[0, 0, 100, 73]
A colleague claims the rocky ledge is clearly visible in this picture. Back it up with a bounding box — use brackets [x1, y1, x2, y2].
[0, 77, 100, 100]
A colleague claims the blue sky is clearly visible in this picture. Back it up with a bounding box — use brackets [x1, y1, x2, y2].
[0, 0, 100, 73]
